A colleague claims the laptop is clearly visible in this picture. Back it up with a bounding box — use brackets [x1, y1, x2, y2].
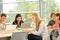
[21, 22, 31, 28]
[6, 25, 17, 30]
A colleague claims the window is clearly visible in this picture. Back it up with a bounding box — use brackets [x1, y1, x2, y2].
[2, 0, 40, 23]
[1, 0, 59, 24]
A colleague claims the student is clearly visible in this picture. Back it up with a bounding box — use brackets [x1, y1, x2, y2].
[26, 13, 47, 40]
[47, 13, 56, 27]
[55, 13, 60, 29]
[55, 13, 60, 27]
[58, 13, 60, 40]
[53, 13, 60, 38]
[0, 13, 7, 30]
[48, 13, 60, 40]
[47, 13, 56, 40]
[12, 14, 24, 28]
[53, 13, 60, 30]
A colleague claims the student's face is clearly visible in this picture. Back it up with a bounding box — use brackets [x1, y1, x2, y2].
[51, 15, 56, 21]
[32, 16, 36, 22]
[16, 17, 22, 22]
[55, 16, 59, 22]
[1, 16, 6, 22]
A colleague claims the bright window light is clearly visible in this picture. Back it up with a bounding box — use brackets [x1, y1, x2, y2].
[3, 4, 17, 13]
[3, 0, 16, 3]
[54, 0, 60, 6]
[26, 0, 39, 1]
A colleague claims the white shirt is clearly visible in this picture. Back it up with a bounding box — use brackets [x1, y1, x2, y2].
[32, 21, 48, 36]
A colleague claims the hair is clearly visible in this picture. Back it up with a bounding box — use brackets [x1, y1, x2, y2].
[56, 13, 60, 20]
[14, 14, 23, 25]
[32, 13, 41, 31]
[15, 14, 22, 20]
[50, 13, 55, 18]
[59, 16, 60, 20]
[1, 13, 6, 17]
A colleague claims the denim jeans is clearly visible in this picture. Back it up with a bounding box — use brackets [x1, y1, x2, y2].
[28, 34, 42, 40]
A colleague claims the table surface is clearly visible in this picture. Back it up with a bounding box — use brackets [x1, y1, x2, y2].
[0, 30, 13, 38]
[0, 28, 33, 38]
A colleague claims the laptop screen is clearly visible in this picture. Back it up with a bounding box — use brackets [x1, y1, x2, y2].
[6, 25, 17, 30]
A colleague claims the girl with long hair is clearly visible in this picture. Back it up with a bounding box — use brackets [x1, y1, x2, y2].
[26, 13, 47, 40]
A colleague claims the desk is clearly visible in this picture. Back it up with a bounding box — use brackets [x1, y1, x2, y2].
[0, 30, 13, 40]
[0, 28, 33, 40]
[0, 30, 14, 38]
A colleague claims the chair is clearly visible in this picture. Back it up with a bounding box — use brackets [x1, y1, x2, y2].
[10, 32, 28, 40]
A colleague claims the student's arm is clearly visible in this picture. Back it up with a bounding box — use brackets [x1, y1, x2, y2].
[3, 23, 6, 29]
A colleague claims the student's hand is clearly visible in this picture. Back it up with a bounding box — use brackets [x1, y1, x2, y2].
[52, 24, 58, 30]
[24, 29, 32, 34]
[47, 26, 52, 30]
